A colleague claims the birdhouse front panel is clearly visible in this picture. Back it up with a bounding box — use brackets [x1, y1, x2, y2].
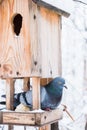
[0, 0, 32, 78]
[0, 0, 62, 78]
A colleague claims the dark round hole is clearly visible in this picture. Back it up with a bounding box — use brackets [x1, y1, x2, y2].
[12, 13, 23, 36]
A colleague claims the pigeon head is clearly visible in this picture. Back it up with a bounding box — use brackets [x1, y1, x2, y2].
[45, 77, 66, 97]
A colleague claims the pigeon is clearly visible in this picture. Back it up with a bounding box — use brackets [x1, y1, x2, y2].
[14, 77, 66, 110]
[0, 77, 67, 110]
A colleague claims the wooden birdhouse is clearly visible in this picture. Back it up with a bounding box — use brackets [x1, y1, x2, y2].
[0, 0, 70, 129]
[0, 0, 69, 79]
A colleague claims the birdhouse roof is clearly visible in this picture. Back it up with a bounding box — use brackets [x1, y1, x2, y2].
[34, 0, 70, 17]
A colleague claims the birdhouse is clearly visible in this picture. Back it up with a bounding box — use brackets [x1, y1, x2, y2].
[0, 0, 70, 129]
[0, 0, 69, 78]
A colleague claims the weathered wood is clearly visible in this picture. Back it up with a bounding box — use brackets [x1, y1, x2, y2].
[0, 109, 63, 126]
[23, 77, 30, 92]
[45, 125, 51, 130]
[28, 0, 42, 77]
[32, 77, 40, 110]
[22, 77, 30, 129]
[0, 0, 66, 129]
[0, 0, 62, 78]
[2, 112, 36, 125]
[6, 78, 15, 130]
[35, 0, 70, 17]
[40, 125, 51, 130]
[40, 78, 52, 86]
[0, 0, 31, 78]
[7, 125, 14, 130]
[38, 7, 61, 78]
[37, 108, 63, 125]
[6, 78, 14, 110]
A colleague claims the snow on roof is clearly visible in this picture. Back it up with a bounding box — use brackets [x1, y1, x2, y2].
[35, 0, 71, 17]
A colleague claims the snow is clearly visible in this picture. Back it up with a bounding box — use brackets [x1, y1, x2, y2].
[42, 0, 73, 14]
[59, 1, 87, 129]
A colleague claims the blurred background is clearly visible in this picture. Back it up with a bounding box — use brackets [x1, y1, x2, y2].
[60, 0, 87, 129]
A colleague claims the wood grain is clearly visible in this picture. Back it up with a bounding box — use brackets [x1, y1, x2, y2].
[0, 0, 31, 78]
[0, 109, 63, 126]
[6, 78, 15, 130]
[0, 0, 62, 78]
[6, 78, 14, 110]
[38, 7, 62, 78]
[32, 77, 41, 110]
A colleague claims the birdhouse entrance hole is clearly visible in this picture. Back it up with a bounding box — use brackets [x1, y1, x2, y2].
[12, 13, 23, 36]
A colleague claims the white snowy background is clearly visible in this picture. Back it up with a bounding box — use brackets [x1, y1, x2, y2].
[0, 0, 87, 130]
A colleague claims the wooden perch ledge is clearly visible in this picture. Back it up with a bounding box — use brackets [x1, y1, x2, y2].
[0, 108, 63, 126]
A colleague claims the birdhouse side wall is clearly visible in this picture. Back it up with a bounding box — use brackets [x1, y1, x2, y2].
[37, 7, 62, 78]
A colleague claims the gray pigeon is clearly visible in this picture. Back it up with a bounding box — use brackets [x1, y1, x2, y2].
[14, 77, 66, 110]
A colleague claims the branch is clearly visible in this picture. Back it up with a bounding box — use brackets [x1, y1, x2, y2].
[73, 0, 87, 5]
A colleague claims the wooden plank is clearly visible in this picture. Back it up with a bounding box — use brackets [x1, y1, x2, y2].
[2, 112, 36, 125]
[0, 109, 63, 126]
[38, 7, 61, 78]
[36, 108, 63, 126]
[57, 16, 62, 76]
[45, 125, 51, 130]
[8, 125, 14, 130]
[36, 0, 70, 17]
[6, 78, 15, 130]
[40, 125, 50, 130]
[28, 0, 42, 77]
[40, 78, 53, 86]
[50, 21, 62, 128]
[23, 77, 30, 92]
[32, 77, 40, 110]
[6, 79, 14, 110]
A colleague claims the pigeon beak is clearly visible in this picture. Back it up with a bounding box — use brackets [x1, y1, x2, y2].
[64, 85, 68, 89]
